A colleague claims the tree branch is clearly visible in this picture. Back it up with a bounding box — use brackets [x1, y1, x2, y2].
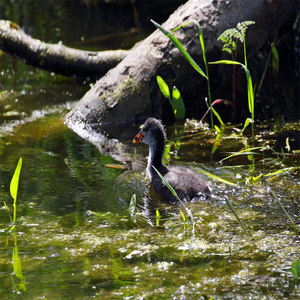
[0, 20, 129, 77]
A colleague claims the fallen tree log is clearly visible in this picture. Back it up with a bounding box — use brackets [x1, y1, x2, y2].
[65, 0, 298, 136]
[0, 20, 129, 77]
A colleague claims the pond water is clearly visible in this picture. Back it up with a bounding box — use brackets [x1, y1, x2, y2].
[0, 1, 300, 299]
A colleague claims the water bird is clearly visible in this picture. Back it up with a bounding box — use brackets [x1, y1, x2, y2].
[133, 117, 210, 202]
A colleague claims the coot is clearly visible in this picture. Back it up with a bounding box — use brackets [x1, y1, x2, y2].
[133, 118, 210, 202]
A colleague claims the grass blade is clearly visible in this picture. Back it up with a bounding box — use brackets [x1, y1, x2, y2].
[224, 197, 249, 235]
[209, 60, 254, 114]
[220, 146, 265, 162]
[152, 165, 194, 225]
[151, 19, 208, 79]
[269, 189, 298, 233]
[196, 169, 238, 186]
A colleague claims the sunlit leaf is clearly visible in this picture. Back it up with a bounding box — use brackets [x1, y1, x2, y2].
[129, 194, 136, 217]
[241, 117, 252, 133]
[209, 60, 254, 114]
[197, 169, 238, 186]
[156, 76, 170, 100]
[220, 146, 265, 162]
[156, 209, 161, 226]
[10, 158, 22, 201]
[211, 107, 225, 127]
[179, 208, 186, 223]
[171, 86, 185, 120]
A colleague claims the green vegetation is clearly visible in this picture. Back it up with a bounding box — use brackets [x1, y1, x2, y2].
[156, 75, 185, 120]
[292, 259, 300, 282]
[0, 4, 298, 298]
[3, 158, 26, 292]
[152, 19, 256, 142]
[4, 158, 22, 231]
[151, 19, 214, 127]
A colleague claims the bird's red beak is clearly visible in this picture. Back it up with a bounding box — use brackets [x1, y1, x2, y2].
[133, 132, 143, 143]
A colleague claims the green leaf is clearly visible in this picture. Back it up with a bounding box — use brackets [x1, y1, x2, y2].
[292, 259, 300, 280]
[152, 166, 178, 198]
[271, 42, 279, 80]
[129, 194, 136, 217]
[179, 208, 186, 223]
[10, 158, 22, 201]
[12, 241, 26, 291]
[241, 117, 252, 134]
[156, 209, 161, 226]
[151, 19, 208, 79]
[171, 86, 185, 120]
[220, 146, 264, 162]
[211, 107, 225, 127]
[209, 60, 254, 114]
[196, 169, 238, 186]
[156, 76, 170, 100]
[152, 165, 194, 224]
[88, 210, 105, 217]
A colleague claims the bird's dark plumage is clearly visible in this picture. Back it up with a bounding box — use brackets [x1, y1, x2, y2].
[133, 118, 210, 202]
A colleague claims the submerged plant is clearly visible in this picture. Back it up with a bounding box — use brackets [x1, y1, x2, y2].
[128, 194, 136, 219]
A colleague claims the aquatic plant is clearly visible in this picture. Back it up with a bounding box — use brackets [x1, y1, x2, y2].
[153, 165, 249, 235]
[4, 158, 22, 231]
[12, 234, 26, 292]
[218, 21, 255, 110]
[3, 158, 26, 292]
[156, 209, 161, 226]
[151, 19, 214, 128]
[291, 259, 300, 282]
[210, 60, 255, 142]
[128, 194, 136, 218]
[156, 75, 185, 120]
[269, 188, 298, 233]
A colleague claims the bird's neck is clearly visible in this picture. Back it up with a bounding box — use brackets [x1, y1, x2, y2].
[147, 139, 165, 172]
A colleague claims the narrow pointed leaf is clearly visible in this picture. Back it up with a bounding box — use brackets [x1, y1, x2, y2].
[151, 19, 208, 79]
[10, 158, 22, 201]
